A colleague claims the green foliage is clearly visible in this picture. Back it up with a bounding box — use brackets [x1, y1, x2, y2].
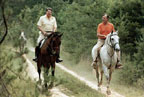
[107, 0, 144, 57]
[58, 0, 107, 62]
[0, 46, 40, 97]
[106, 0, 144, 86]
[119, 28, 144, 87]
[55, 67, 105, 97]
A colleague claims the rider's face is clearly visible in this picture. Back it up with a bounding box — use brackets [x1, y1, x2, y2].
[102, 16, 108, 23]
[46, 10, 52, 17]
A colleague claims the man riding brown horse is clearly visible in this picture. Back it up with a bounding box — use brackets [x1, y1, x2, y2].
[37, 32, 62, 87]
[33, 7, 63, 63]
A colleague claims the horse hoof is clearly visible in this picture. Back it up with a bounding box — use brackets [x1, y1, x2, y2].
[45, 83, 48, 88]
[48, 82, 54, 89]
[37, 80, 41, 85]
[106, 90, 111, 95]
[98, 87, 101, 91]
[37, 84, 42, 90]
[98, 82, 102, 87]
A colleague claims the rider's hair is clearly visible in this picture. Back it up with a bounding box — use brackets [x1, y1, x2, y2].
[104, 13, 109, 19]
[46, 7, 52, 11]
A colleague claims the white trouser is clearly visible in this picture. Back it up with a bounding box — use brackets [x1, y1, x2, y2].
[37, 33, 45, 44]
[92, 39, 105, 61]
[92, 39, 121, 62]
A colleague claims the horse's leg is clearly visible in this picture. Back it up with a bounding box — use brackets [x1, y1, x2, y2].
[106, 69, 113, 95]
[48, 62, 55, 88]
[38, 67, 41, 80]
[22, 44, 24, 52]
[51, 62, 55, 76]
[102, 64, 111, 95]
[95, 65, 100, 86]
[19, 43, 22, 52]
[107, 68, 113, 94]
[37, 60, 41, 82]
[43, 63, 50, 88]
[98, 70, 103, 87]
[109, 68, 113, 82]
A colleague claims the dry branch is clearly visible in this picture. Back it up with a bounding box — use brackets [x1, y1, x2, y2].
[0, 1, 8, 45]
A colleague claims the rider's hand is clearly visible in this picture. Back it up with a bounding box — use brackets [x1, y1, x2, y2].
[51, 31, 55, 34]
[43, 32, 48, 36]
[103, 35, 107, 38]
[98, 34, 107, 38]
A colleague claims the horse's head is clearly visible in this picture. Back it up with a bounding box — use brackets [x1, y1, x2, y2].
[107, 31, 120, 51]
[50, 32, 63, 54]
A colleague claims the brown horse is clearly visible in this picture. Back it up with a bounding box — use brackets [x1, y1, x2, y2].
[37, 32, 62, 87]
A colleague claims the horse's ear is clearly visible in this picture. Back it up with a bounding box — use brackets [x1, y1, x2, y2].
[116, 30, 118, 34]
[58, 33, 63, 37]
[47, 33, 53, 38]
[111, 31, 113, 35]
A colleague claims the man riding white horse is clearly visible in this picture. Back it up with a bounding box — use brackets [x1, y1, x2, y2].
[33, 7, 63, 63]
[92, 14, 123, 69]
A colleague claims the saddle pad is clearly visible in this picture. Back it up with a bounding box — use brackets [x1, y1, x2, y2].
[40, 38, 46, 48]
[39, 33, 52, 48]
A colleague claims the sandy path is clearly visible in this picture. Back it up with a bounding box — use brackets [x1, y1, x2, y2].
[56, 63, 125, 97]
[50, 87, 69, 97]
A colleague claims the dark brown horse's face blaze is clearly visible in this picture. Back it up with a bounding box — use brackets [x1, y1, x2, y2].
[51, 35, 62, 55]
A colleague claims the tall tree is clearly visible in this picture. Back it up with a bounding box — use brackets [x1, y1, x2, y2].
[107, 0, 143, 58]
[58, 0, 107, 61]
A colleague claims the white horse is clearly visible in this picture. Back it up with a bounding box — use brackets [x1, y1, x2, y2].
[91, 31, 120, 95]
[19, 31, 27, 52]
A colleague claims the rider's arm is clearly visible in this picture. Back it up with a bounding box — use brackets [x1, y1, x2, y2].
[112, 24, 116, 32]
[97, 24, 106, 37]
[37, 16, 47, 36]
[37, 26, 47, 35]
[53, 17, 57, 32]
[97, 33, 106, 37]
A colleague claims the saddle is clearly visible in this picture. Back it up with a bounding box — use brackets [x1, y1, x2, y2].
[94, 45, 121, 69]
[37, 33, 54, 55]
[94, 45, 104, 63]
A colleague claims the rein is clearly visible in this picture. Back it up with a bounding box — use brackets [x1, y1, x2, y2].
[46, 33, 60, 55]
[107, 34, 118, 57]
[107, 34, 118, 49]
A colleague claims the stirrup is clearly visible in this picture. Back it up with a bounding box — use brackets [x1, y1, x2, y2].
[56, 58, 63, 63]
[115, 61, 123, 69]
[94, 57, 98, 63]
[91, 61, 97, 69]
[33, 58, 38, 62]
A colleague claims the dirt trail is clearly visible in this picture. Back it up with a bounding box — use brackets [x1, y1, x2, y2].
[56, 63, 125, 97]
[28, 47, 125, 97]
[22, 54, 70, 97]
[50, 87, 69, 97]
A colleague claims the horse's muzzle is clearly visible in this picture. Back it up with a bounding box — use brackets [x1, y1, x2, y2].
[115, 43, 120, 51]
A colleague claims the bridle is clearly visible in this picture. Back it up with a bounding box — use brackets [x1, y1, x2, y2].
[107, 33, 120, 59]
[49, 35, 61, 55]
[107, 34, 119, 50]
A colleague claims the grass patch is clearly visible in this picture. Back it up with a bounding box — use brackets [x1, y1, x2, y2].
[0, 46, 44, 97]
[61, 50, 144, 97]
[54, 67, 105, 97]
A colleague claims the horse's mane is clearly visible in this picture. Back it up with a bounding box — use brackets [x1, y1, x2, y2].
[105, 31, 118, 45]
[54, 32, 62, 36]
